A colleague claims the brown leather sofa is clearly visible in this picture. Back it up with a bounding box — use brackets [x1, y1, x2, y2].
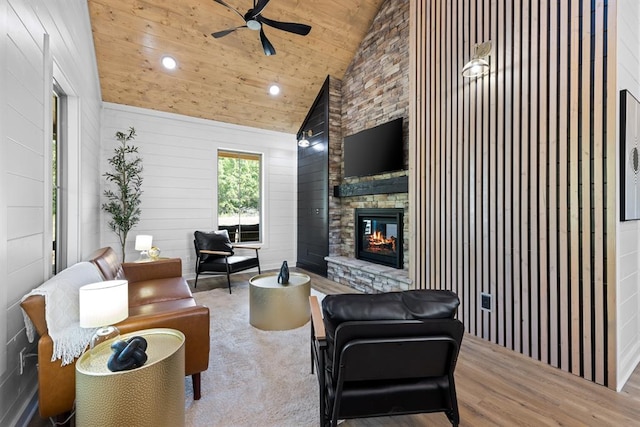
[20, 247, 210, 419]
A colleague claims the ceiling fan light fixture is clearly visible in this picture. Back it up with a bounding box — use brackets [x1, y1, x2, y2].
[247, 19, 261, 30]
[212, 0, 312, 56]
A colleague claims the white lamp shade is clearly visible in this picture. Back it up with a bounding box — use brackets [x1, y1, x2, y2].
[79, 280, 128, 328]
[135, 235, 153, 251]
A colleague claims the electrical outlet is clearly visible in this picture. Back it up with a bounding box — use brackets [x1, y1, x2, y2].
[19, 348, 26, 375]
[481, 292, 492, 311]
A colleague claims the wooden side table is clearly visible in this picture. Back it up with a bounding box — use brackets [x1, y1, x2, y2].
[249, 272, 311, 330]
[75, 328, 185, 427]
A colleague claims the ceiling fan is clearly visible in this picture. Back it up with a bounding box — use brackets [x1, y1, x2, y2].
[211, 0, 311, 56]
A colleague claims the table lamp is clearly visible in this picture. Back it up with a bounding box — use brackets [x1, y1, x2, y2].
[79, 280, 128, 350]
[135, 234, 153, 261]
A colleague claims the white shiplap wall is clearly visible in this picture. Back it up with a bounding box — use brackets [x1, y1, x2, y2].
[100, 103, 298, 276]
[0, 0, 102, 424]
[617, 1, 640, 390]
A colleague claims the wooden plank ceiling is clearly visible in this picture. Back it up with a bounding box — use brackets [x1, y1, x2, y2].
[88, 0, 385, 134]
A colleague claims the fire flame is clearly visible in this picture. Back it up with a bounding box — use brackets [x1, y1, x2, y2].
[367, 231, 396, 252]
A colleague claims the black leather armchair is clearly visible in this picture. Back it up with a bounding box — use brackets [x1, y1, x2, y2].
[309, 290, 464, 427]
[193, 230, 261, 293]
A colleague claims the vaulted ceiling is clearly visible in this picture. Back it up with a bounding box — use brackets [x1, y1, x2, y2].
[87, 0, 385, 134]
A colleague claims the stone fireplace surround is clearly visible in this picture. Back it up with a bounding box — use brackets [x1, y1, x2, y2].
[326, 170, 412, 294]
[322, 0, 411, 294]
[326, 255, 412, 293]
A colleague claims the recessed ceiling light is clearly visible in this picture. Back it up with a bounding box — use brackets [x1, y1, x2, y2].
[161, 56, 177, 70]
[269, 84, 280, 96]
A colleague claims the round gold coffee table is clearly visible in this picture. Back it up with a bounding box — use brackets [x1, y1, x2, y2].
[249, 272, 311, 330]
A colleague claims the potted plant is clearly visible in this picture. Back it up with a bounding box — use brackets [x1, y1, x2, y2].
[102, 127, 143, 262]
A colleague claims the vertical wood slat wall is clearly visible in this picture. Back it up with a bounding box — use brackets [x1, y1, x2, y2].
[409, 0, 617, 387]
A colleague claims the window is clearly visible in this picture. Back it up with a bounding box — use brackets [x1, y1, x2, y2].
[217, 150, 262, 242]
[51, 86, 63, 272]
[49, 64, 82, 270]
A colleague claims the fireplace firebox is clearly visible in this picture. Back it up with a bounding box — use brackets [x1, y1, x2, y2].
[355, 208, 403, 269]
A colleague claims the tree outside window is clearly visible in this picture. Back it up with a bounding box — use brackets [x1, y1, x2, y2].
[217, 150, 261, 242]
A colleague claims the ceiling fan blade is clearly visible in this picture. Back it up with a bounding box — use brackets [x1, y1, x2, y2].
[258, 16, 311, 36]
[211, 25, 247, 38]
[213, 0, 245, 21]
[251, 0, 271, 18]
[259, 29, 276, 56]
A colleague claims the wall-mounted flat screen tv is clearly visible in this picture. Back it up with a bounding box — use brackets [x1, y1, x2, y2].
[343, 118, 404, 178]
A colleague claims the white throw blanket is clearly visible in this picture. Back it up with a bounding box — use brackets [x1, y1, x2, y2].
[21, 262, 103, 366]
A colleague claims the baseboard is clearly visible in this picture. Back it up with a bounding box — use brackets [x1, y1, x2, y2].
[9, 386, 38, 427]
[618, 341, 640, 391]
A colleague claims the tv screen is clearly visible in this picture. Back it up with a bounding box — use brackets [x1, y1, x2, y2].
[343, 118, 404, 178]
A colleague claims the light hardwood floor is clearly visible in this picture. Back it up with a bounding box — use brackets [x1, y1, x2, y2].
[300, 269, 640, 427]
[195, 269, 640, 426]
[28, 268, 640, 426]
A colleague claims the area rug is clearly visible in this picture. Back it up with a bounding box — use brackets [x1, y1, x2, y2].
[184, 284, 324, 427]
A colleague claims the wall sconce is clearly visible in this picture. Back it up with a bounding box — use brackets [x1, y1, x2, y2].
[462, 41, 491, 78]
[298, 130, 313, 147]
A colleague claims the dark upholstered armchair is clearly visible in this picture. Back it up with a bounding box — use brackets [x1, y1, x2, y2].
[309, 290, 464, 427]
[193, 230, 261, 293]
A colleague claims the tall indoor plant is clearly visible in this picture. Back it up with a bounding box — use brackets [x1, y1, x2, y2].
[102, 127, 143, 262]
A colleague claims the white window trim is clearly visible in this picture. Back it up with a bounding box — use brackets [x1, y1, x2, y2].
[51, 60, 82, 269]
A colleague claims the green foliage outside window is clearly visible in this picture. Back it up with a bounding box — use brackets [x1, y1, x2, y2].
[218, 151, 261, 241]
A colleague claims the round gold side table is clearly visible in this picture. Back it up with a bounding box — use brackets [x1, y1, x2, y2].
[75, 328, 185, 427]
[249, 272, 311, 330]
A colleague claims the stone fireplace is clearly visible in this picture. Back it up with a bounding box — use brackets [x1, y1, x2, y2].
[355, 208, 403, 269]
[320, 0, 411, 294]
[325, 172, 412, 294]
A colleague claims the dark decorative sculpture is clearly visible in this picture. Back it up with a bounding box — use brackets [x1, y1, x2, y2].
[107, 336, 148, 372]
[277, 260, 290, 285]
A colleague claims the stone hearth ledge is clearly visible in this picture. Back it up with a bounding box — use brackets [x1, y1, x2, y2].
[325, 256, 412, 294]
